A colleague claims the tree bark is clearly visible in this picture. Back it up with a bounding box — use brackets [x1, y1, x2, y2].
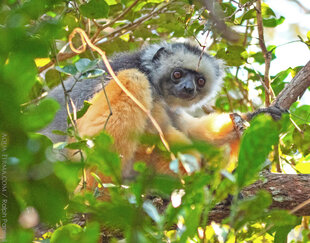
[208, 171, 310, 222]
[273, 60, 310, 109]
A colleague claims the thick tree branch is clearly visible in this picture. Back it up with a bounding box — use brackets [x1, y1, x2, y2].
[209, 171, 310, 222]
[273, 60, 310, 109]
[201, 0, 240, 42]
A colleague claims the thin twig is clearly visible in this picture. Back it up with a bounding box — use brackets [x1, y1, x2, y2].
[256, 0, 275, 106]
[94, 1, 172, 44]
[224, 0, 257, 21]
[52, 41, 86, 188]
[91, 0, 141, 42]
[250, 64, 275, 98]
[88, 47, 113, 130]
[289, 117, 304, 134]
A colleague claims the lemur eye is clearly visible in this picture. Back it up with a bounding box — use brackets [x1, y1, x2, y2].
[173, 71, 182, 79]
[197, 78, 206, 87]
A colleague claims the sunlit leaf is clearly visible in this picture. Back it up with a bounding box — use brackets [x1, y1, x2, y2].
[263, 16, 285, 27]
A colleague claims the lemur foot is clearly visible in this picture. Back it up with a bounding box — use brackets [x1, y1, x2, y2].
[246, 105, 288, 121]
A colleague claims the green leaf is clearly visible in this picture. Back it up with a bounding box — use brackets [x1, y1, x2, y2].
[105, 0, 117, 5]
[54, 162, 83, 191]
[52, 130, 68, 136]
[241, 9, 256, 22]
[267, 210, 298, 226]
[28, 175, 68, 224]
[272, 68, 292, 85]
[274, 226, 295, 243]
[45, 68, 62, 88]
[66, 140, 88, 150]
[80, 69, 105, 79]
[236, 115, 280, 188]
[6, 229, 33, 243]
[22, 98, 60, 131]
[55, 64, 78, 75]
[293, 125, 310, 155]
[241, 4, 275, 23]
[221, 3, 237, 18]
[290, 105, 310, 125]
[50, 224, 83, 243]
[75, 58, 99, 73]
[151, 174, 182, 196]
[80, 0, 109, 19]
[216, 46, 247, 66]
[86, 132, 121, 183]
[50, 222, 100, 243]
[271, 68, 292, 95]
[261, 3, 276, 18]
[273, 216, 301, 243]
[76, 101, 92, 119]
[93, 201, 136, 229]
[263, 16, 285, 27]
[232, 190, 272, 230]
[133, 161, 147, 173]
[53, 141, 68, 150]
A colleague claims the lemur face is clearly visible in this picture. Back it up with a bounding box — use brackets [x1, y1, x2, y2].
[141, 42, 223, 108]
[158, 67, 209, 108]
[169, 67, 206, 100]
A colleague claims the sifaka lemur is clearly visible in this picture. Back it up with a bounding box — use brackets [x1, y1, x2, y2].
[41, 42, 284, 188]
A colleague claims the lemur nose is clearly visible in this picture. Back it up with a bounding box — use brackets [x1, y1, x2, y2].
[184, 86, 194, 94]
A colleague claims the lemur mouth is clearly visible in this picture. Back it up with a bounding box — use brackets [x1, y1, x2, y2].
[177, 92, 196, 100]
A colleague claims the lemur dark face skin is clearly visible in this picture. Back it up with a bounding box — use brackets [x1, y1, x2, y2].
[169, 67, 206, 100]
[158, 67, 206, 104]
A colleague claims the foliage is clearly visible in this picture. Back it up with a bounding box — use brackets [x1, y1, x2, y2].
[0, 0, 309, 242]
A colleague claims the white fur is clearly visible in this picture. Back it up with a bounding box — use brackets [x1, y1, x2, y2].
[141, 42, 224, 108]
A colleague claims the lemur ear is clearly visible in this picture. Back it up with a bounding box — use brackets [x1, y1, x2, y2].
[152, 47, 170, 62]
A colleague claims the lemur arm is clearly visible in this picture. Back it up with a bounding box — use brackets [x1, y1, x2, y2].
[176, 111, 240, 145]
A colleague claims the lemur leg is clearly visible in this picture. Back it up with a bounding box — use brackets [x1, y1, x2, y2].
[71, 69, 153, 180]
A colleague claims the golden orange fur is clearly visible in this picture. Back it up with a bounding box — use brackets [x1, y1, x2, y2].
[70, 69, 240, 192]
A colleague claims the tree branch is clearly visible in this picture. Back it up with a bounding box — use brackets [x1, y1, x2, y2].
[209, 171, 310, 222]
[273, 60, 310, 109]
